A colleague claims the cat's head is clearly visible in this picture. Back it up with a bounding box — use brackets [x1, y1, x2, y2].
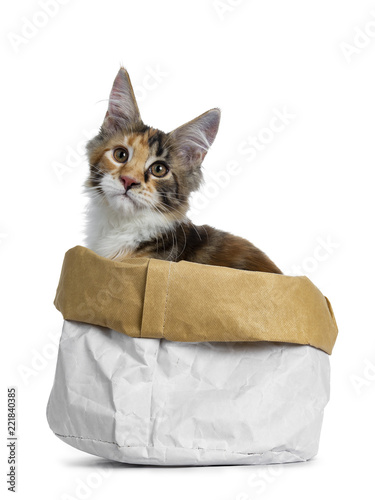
[86, 67, 220, 221]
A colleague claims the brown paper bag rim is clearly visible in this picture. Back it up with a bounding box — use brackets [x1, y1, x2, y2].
[54, 246, 338, 354]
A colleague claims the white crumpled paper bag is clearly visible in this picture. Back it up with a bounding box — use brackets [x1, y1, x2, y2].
[47, 320, 330, 466]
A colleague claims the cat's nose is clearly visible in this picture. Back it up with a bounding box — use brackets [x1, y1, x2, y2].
[120, 176, 140, 191]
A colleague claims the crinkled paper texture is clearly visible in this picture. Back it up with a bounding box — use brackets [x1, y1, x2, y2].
[47, 320, 330, 466]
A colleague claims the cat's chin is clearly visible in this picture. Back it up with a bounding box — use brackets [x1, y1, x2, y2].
[105, 191, 148, 218]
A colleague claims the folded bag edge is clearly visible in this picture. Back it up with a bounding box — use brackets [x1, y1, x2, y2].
[54, 246, 338, 354]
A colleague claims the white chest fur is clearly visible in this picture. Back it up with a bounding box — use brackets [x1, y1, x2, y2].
[84, 199, 177, 259]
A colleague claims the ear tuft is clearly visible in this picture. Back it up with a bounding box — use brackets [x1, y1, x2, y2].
[170, 108, 221, 166]
[103, 67, 141, 131]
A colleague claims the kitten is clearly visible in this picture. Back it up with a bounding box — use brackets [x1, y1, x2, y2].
[85, 68, 282, 274]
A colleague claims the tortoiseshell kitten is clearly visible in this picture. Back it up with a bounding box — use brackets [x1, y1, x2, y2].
[85, 68, 281, 274]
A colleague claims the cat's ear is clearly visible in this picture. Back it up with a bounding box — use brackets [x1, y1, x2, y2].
[170, 108, 221, 166]
[102, 67, 141, 131]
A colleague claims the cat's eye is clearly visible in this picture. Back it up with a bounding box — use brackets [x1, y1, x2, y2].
[149, 162, 169, 178]
[113, 147, 129, 163]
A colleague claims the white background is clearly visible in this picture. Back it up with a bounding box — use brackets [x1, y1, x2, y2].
[1, 0, 375, 498]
